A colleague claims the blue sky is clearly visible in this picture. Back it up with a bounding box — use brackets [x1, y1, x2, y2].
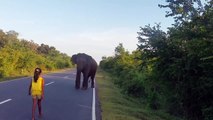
[0, 0, 174, 63]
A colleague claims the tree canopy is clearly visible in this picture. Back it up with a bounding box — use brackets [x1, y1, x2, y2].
[0, 29, 72, 78]
[100, 1, 213, 120]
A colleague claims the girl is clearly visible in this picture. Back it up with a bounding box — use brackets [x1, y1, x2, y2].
[29, 68, 45, 120]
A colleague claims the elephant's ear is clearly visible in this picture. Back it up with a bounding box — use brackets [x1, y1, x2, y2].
[71, 54, 77, 64]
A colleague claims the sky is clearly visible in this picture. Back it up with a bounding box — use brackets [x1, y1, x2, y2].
[0, 0, 175, 63]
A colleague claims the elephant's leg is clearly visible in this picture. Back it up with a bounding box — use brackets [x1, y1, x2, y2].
[91, 75, 95, 88]
[75, 70, 81, 89]
[90, 71, 96, 88]
[82, 72, 89, 90]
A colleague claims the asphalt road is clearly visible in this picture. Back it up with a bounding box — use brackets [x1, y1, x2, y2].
[0, 69, 98, 120]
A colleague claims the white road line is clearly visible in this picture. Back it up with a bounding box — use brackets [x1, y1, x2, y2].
[45, 82, 54, 86]
[92, 88, 96, 120]
[0, 99, 12, 105]
[63, 76, 69, 79]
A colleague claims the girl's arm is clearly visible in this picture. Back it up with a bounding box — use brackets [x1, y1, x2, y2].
[41, 78, 45, 99]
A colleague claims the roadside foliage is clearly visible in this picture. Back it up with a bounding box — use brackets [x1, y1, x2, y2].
[100, 1, 213, 120]
[0, 30, 72, 78]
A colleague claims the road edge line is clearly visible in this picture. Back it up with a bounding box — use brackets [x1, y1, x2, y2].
[0, 77, 31, 84]
[92, 87, 96, 120]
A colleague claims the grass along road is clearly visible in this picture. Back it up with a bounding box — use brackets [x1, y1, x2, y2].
[96, 70, 182, 120]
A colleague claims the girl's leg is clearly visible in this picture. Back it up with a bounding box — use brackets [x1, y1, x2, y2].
[32, 98, 37, 120]
[38, 99, 42, 117]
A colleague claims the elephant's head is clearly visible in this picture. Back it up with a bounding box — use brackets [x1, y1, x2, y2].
[71, 54, 77, 65]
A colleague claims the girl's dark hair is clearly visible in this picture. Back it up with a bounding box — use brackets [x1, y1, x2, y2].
[34, 68, 42, 82]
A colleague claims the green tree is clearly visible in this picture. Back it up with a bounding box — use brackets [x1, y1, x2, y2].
[0, 29, 72, 78]
[158, 0, 206, 25]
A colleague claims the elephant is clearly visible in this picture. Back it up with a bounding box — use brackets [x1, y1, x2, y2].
[71, 53, 97, 90]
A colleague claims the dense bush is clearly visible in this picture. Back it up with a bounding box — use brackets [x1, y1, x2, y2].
[100, 1, 213, 120]
[0, 29, 72, 78]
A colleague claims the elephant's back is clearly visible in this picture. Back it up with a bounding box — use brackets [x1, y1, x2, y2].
[76, 53, 97, 68]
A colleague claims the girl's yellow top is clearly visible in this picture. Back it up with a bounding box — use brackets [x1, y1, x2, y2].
[31, 77, 43, 96]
